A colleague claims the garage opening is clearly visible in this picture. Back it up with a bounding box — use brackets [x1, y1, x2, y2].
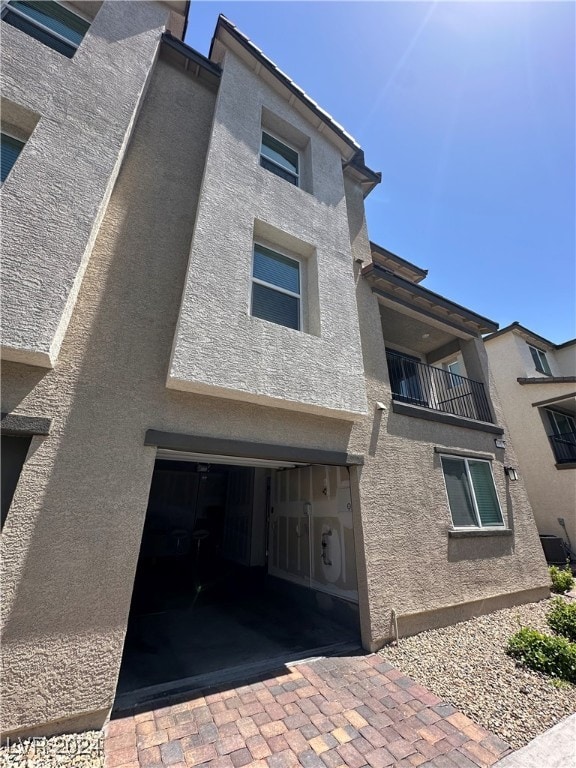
[115, 451, 361, 707]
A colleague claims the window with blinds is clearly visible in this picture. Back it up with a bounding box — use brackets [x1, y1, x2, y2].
[440, 455, 504, 528]
[1, 133, 25, 183]
[1, 1, 90, 58]
[251, 244, 301, 331]
[260, 132, 299, 186]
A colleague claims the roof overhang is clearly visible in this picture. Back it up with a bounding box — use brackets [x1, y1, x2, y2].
[159, 1, 188, 16]
[160, 33, 222, 90]
[484, 322, 576, 350]
[369, 241, 428, 283]
[531, 392, 576, 421]
[209, 15, 381, 196]
[362, 263, 498, 337]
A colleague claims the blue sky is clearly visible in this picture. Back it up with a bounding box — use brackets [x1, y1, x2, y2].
[185, 2, 575, 343]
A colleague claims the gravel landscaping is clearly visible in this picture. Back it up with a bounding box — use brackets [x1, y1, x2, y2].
[380, 596, 576, 750]
[2, 597, 574, 765]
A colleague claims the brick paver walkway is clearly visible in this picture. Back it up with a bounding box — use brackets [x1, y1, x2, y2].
[104, 654, 511, 768]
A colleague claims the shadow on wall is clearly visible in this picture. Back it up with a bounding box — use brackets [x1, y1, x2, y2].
[447, 536, 514, 563]
[385, 408, 504, 452]
[1, 61, 218, 645]
[2, 57, 355, 646]
[0, 364, 49, 413]
[220, 55, 346, 210]
[88, 1, 166, 44]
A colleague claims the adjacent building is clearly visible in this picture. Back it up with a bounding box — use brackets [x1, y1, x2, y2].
[1, 1, 549, 739]
[484, 323, 576, 558]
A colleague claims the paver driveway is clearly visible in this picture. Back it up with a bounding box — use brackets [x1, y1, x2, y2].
[104, 654, 511, 768]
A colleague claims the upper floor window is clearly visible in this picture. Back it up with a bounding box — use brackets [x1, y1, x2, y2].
[260, 131, 299, 186]
[528, 345, 552, 375]
[547, 409, 576, 438]
[251, 243, 301, 330]
[1, 132, 24, 183]
[1, 1, 90, 58]
[440, 455, 504, 529]
[546, 409, 576, 465]
[443, 359, 463, 389]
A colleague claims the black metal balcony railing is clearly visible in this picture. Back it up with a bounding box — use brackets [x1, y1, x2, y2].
[549, 432, 576, 464]
[386, 350, 493, 423]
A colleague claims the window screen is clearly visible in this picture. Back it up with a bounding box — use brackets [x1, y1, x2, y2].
[251, 244, 301, 330]
[441, 455, 504, 528]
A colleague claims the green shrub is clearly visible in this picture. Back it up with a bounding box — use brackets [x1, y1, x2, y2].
[549, 564, 575, 594]
[547, 597, 576, 642]
[507, 627, 576, 682]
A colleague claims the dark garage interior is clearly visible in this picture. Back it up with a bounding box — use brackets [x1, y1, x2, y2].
[115, 455, 360, 706]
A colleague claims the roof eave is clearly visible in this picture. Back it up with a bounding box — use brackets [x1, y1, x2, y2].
[369, 241, 428, 283]
[362, 263, 498, 335]
[484, 322, 576, 350]
[343, 151, 382, 196]
[210, 14, 381, 186]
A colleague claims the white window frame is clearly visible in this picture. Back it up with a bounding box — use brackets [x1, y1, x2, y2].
[250, 242, 303, 331]
[260, 130, 300, 187]
[1, 0, 88, 52]
[547, 409, 576, 437]
[528, 344, 552, 376]
[440, 454, 505, 530]
[442, 358, 463, 389]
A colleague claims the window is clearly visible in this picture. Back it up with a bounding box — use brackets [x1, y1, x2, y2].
[529, 345, 552, 375]
[251, 244, 301, 330]
[546, 410, 576, 464]
[1, 132, 24, 183]
[547, 409, 576, 438]
[443, 359, 462, 388]
[260, 131, 299, 186]
[441, 455, 504, 529]
[1, 1, 89, 58]
[1, 435, 31, 530]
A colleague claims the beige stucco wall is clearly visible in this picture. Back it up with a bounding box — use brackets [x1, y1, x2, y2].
[485, 332, 576, 547]
[0, 0, 175, 367]
[168, 49, 368, 419]
[1, 56, 222, 738]
[555, 342, 576, 376]
[344, 177, 549, 649]
[1, 44, 549, 739]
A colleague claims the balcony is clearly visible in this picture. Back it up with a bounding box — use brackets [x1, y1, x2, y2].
[549, 432, 576, 464]
[386, 350, 493, 423]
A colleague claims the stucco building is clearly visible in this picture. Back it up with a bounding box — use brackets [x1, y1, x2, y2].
[484, 323, 576, 559]
[1, 1, 549, 738]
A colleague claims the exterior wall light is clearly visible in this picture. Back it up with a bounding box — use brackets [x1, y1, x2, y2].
[504, 466, 519, 481]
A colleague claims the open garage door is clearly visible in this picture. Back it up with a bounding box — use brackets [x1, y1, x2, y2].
[114, 450, 361, 711]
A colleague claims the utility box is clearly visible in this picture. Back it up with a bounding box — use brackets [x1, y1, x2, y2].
[539, 534, 567, 565]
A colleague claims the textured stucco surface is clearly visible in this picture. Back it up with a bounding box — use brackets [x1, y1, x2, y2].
[485, 331, 576, 546]
[1, 35, 549, 739]
[344, 176, 549, 648]
[0, 0, 172, 366]
[168, 50, 368, 419]
[554, 342, 576, 375]
[1, 57, 219, 737]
